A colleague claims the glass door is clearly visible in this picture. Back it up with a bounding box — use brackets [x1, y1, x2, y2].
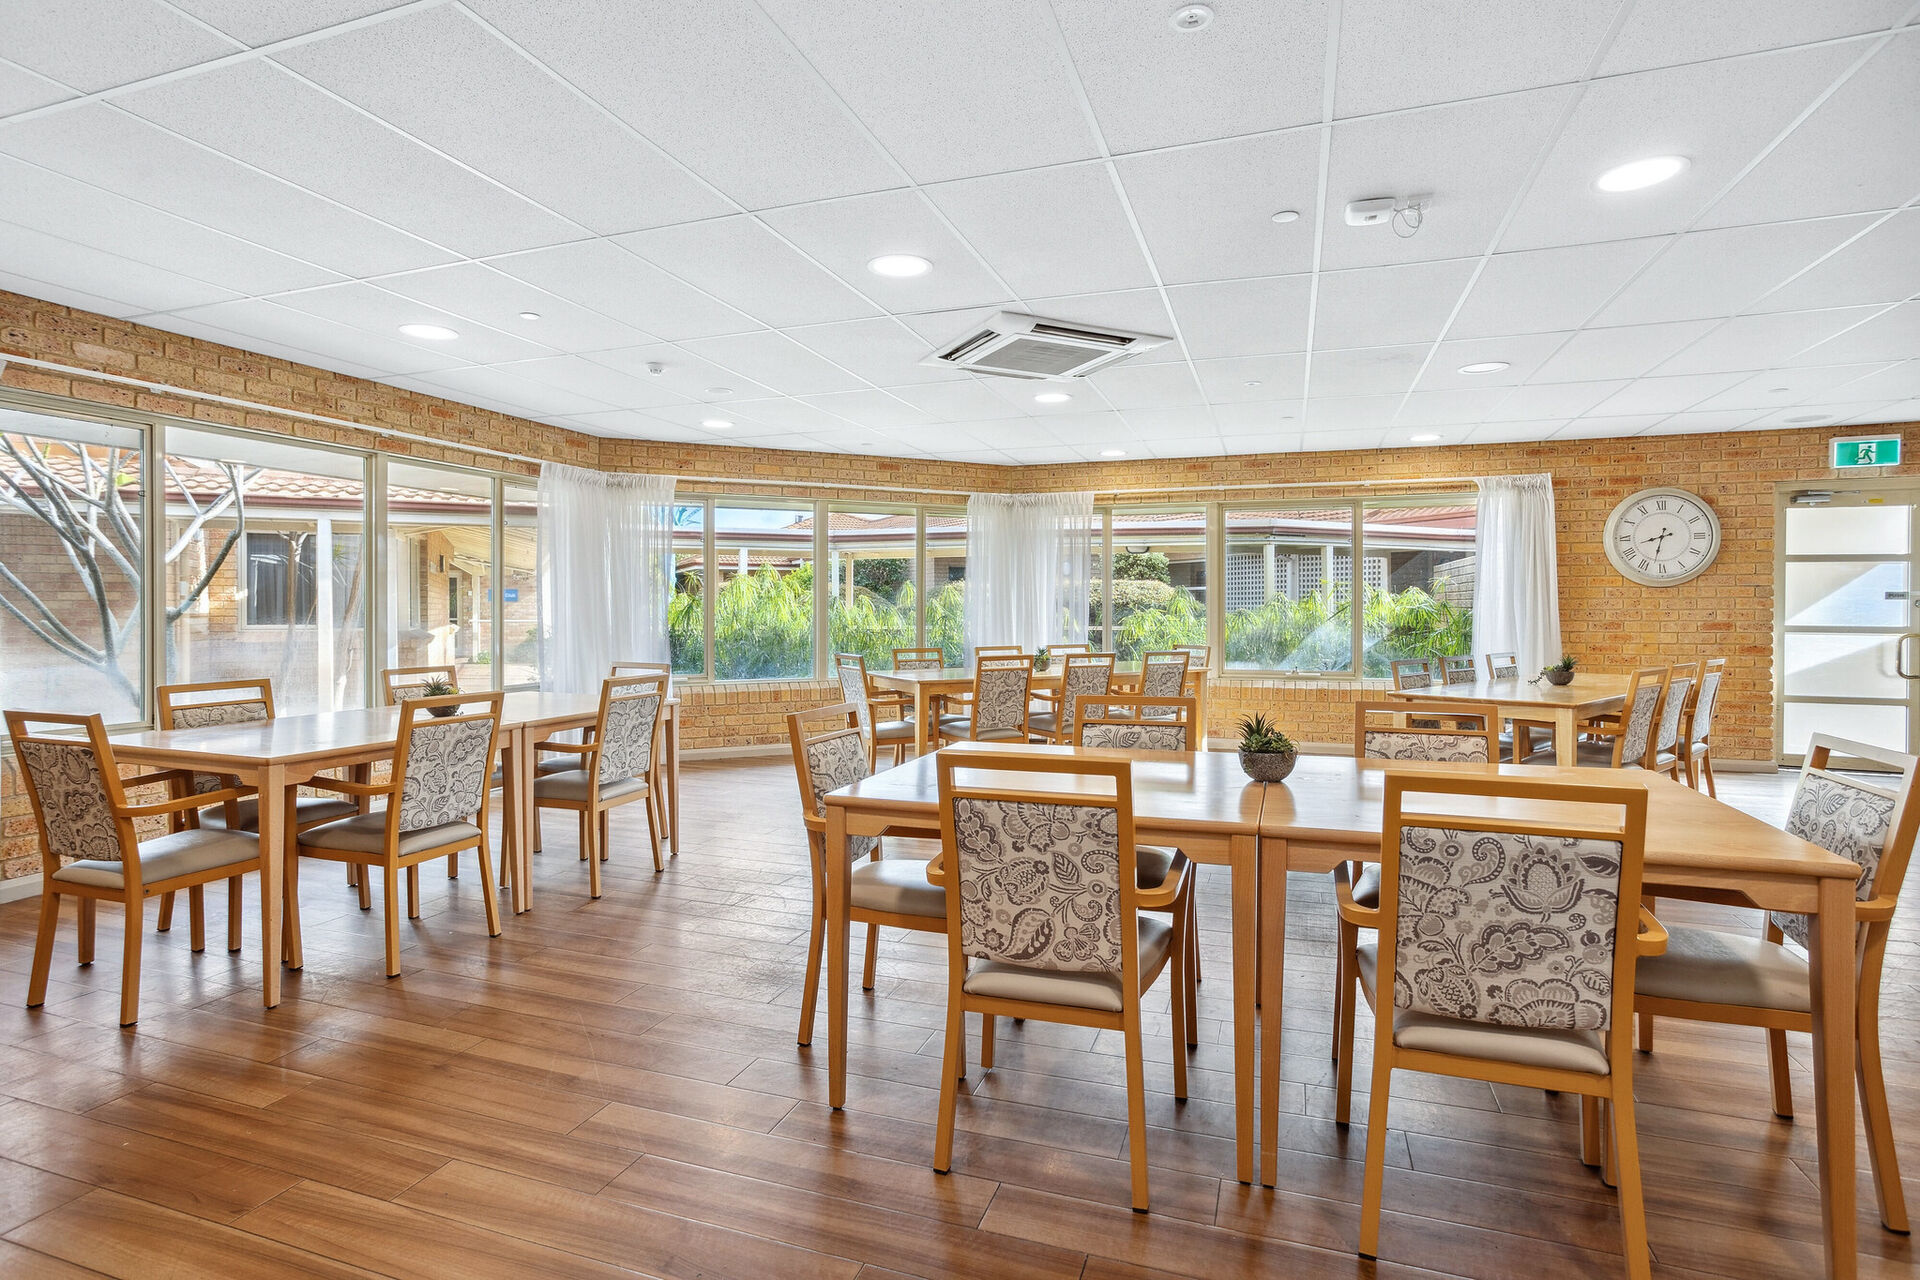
[1777, 485, 1920, 762]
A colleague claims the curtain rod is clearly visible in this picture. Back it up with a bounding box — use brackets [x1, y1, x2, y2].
[3, 354, 1511, 499]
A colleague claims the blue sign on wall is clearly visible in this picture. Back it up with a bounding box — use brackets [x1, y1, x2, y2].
[503, 588, 519, 603]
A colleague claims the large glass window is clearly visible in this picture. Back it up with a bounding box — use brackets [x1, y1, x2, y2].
[164, 426, 367, 714]
[0, 410, 145, 722]
[385, 462, 497, 692]
[1225, 506, 1354, 672]
[1107, 508, 1208, 661]
[501, 481, 539, 687]
[828, 507, 917, 668]
[1360, 498, 1477, 677]
[712, 501, 814, 680]
[670, 501, 706, 676]
[923, 508, 966, 664]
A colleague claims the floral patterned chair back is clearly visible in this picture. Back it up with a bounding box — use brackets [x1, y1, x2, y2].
[1611, 667, 1668, 768]
[1056, 654, 1116, 738]
[835, 654, 877, 737]
[1688, 659, 1725, 749]
[971, 656, 1033, 737]
[1651, 662, 1699, 761]
[938, 753, 1135, 976]
[790, 710, 878, 862]
[593, 675, 664, 788]
[1390, 659, 1434, 691]
[1441, 656, 1477, 686]
[1139, 651, 1190, 700]
[156, 679, 274, 795]
[893, 647, 946, 671]
[1380, 772, 1648, 1036]
[1078, 695, 1196, 751]
[1354, 700, 1496, 762]
[1485, 653, 1520, 680]
[1768, 734, 1918, 951]
[610, 661, 672, 696]
[382, 665, 458, 706]
[5, 711, 131, 866]
[391, 694, 501, 834]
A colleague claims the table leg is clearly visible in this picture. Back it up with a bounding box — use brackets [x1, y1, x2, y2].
[825, 803, 853, 1109]
[1259, 835, 1285, 1188]
[281, 786, 302, 971]
[515, 725, 537, 913]
[1554, 707, 1577, 766]
[1231, 833, 1258, 1185]
[499, 738, 520, 909]
[1809, 874, 1857, 1279]
[914, 686, 929, 757]
[666, 707, 681, 854]
[256, 763, 285, 1008]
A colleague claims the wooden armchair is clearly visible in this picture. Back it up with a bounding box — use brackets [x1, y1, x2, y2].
[936, 655, 1033, 744]
[1029, 652, 1115, 744]
[533, 673, 667, 891]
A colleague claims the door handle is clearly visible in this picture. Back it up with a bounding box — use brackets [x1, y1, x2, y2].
[1899, 633, 1920, 680]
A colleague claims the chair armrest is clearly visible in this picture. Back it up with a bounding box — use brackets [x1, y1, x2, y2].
[1856, 895, 1896, 923]
[122, 786, 249, 818]
[1635, 905, 1668, 957]
[1332, 861, 1383, 928]
[123, 768, 198, 790]
[305, 775, 395, 798]
[924, 850, 949, 887]
[1136, 852, 1190, 911]
[535, 740, 597, 756]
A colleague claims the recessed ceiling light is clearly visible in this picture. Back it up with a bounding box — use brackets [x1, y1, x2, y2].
[1785, 414, 1828, 424]
[1410, 433, 1442, 443]
[1100, 449, 1128, 457]
[706, 386, 733, 396]
[517, 311, 541, 321]
[1595, 155, 1688, 193]
[1769, 386, 1791, 394]
[1458, 361, 1509, 375]
[867, 254, 932, 278]
[1270, 210, 1299, 224]
[702, 418, 733, 429]
[1244, 380, 1263, 388]
[1169, 4, 1213, 30]
[1034, 391, 1072, 404]
[399, 323, 458, 341]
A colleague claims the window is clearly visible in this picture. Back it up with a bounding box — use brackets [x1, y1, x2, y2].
[244, 530, 360, 627]
[1107, 508, 1207, 661]
[0, 410, 145, 723]
[712, 501, 815, 680]
[669, 501, 706, 676]
[1360, 498, 1477, 677]
[1225, 506, 1354, 672]
[924, 508, 966, 664]
[502, 481, 539, 688]
[386, 461, 496, 693]
[828, 507, 917, 668]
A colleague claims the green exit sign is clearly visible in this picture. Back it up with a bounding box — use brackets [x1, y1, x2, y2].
[1832, 435, 1901, 468]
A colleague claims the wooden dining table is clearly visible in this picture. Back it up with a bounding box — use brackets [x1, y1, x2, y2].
[1256, 754, 1865, 1278]
[106, 690, 682, 1004]
[868, 663, 1209, 755]
[1391, 672, 1630, 764]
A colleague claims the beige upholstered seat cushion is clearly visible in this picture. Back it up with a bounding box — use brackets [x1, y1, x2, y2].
[198, 794, 357, 832]
[53, 828, 259, 889]
[963, 917, 1174, 1013]
[1357, 943, 1609, 1075]
[936, 716, 1026, 741]
[1027, 710, 1060, 734]
[534, 769, 647, 803]
[1349, 862, 1382, 910]
[1634, 926, 1810, 1013]
[299, 811, 483, 856]
[850, 858, 944, 918]
[1136, 844, 1178, 891]
[872, 719, 917, 743]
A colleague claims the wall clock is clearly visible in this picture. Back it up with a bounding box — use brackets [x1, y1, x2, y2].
[1603, 487, 1721, 586]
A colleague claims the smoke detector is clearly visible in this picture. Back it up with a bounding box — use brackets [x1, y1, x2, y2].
[923, 311, 1170, 381]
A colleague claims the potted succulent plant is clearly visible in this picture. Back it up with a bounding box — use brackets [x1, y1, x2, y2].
[1034, 647, 1051, 672]
[1235, 712, 1298, 782]
[421, 676, 460, 716]
[1540, 654, 1577, 686]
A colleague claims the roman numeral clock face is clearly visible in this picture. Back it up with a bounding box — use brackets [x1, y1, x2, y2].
[1604, 487, 1722, 587]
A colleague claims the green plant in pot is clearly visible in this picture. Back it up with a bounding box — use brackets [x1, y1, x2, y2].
[420, 676, 460, 716]
[1540, 654, 1577, 686]
[1034, 647, 1051, 672]
[1236, 712, 1298, 782]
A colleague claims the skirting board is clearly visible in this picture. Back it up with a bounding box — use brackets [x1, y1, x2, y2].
[0, 873, 41, 905]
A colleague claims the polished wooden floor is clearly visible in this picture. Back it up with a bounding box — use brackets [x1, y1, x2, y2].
[0, 760, 1913, 1279]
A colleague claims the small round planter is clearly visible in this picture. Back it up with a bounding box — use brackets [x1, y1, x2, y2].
[1543, 669, 1575, 686]
[1239, 749, 1297, 783]
[427, 701, 460, 717]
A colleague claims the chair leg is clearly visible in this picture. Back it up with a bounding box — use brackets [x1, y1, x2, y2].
[157, 890, 175, 933]
[1580, 1095, 1603, 1168]
[119, 898, 145, 1027]
[1183, 897, 1200, 1049]
[533, 817, 542, 853]
[980, 1013, 996, 1071]
[862, 923, 879, 991]
[1168, 908, 1188, 1102]
[601, 809, 613, 864]
[1122, 1001, 1150, 1213]
[1357, 1048, 1394, 1259]
[226, 876, 242, 952]
[586, 809, 603, 900]
[347, 864, 359, 889]
[1332, 917, 1354, 1063]
[1766, 1028, 1795, 1118]
[643, 797, 663, 872]
[1334, 937, 1359, 1126]
[475, 840, 501, 939]
[1858, 981, 1910, 1231]
[27, 891, 59, 1007]
[798, 898, 825, 1047]
[1700, 750, 1717, 798]
[77, 898, 95, 965]
[933, 994, 965, 1173]
[1600, 1098, 1618, 1188]
[283, 856, 303, 971]
[447, 848, 459, 879]
[1610, 1084, 1653, 1280]
[187, 884, 206, 954]
[381, 863, 402, 978]
[357, 862, 372, 911]
[1637, 897, 1656, 1051]
[578, 811, 589, 860]
[406, 864, 421, 920]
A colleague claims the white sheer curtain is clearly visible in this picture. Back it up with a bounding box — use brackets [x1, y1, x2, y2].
[963, 491, 1095, 660]
[538, 463, 675, 694]
[1472, 473, 1562, 678]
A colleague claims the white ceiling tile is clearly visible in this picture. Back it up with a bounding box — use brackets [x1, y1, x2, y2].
[1416, 333, 1574, 390]
[675, 329, 866, 396]
[1745, 406, 1851, 428]
[1050, 0, 1328, 152]
[1085, 362, 1204, 410]
[1118, 406, 1220, 437]
[171, 1, 418, 46]
[1587, 372, 1748, 416]
[1647, 409, 1769, 435]
[274, 5, 733, 236]
[1482, 380, 1630, 421]
[1462, 421, 1571, 444]
[272, 281, 554, 363]
[924, 163, 1156, 298]
[1782, 301, 1920, 366]
[557, 409, 680, 439]
[1449, 238, 1665, 337]
[799, 390, 939, 430]
[788, 316, 965, 387]
[372, 262, 652, 352]
[1394, 388, 1514, 426]
[0, 221, 238, 313]
[1704, 33, 1920, 229]
[1600, 0, 1909, 75]
[159, 297, 469, 375]
[580, 344, 776, 402]
[961, 420, 1064, 450]
[1649, 306, 1887, 375]
[486, 239, 757, 340]
[1165, 277, 1312, 359]
[118, 60, 581, 256]
[1687, 363, 1897, 411]
[1836, 399, 1920, 427]
[616, 215, 881, 329]
[636, 401, 787, 432]
[0, 105, 453, 276]
[400, 365, 617, 418]
[1302, 429, 1386, 452]
[1194, 355, 1308, 403]
[720, 397, 860, 432]
[1530, 320, 1720, 381]
[1336, 1, 1616, 115]
[1219, 432, 1304, 455]
[464, 0, 899, 208]
[0, 155, 340, 295]
[5, 0, 236, 93]
[1554, 416, 1667, 439]
[978, 379, 1113, 416]
[1023, 288, 1180, 345]
[1305, 395, 1402, 431]
[1594, 216, 1879, 326]
[502, 355, 698, 409]
[1321, 88, 1572, 269]
[883, 379, 1023, 421]
[0, 60, 76, 115]
[757, 189, 1008, 313]
[1502, 42, 1867, 250]
[1819, 360, 1920, 403]
[1751, 208, 1920, 313]
[1033, 411, 1133, 445]
[1211, 401, 1303, 433]
[1114, 131, 1320, 284]
[0, 268, 147, 320]
[1309, 345, 1427, 399]
[755, 0, 1097, 182]
[1314, 259, 1478, 349]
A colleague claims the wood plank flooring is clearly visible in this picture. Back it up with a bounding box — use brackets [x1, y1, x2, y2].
[0, 760, 1913, 1279]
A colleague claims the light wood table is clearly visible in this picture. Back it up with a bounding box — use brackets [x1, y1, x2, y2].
[1392, 673, 1629, 764]
[868, 664, 1208, 756]
[823, 740, 1264, 1182]
[1254, 755, 1865, 1278]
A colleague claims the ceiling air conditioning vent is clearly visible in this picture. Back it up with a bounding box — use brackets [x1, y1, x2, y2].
[923, 311, 1170, 381]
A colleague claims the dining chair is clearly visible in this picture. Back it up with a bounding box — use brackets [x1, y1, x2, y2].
[1644, 662, 1700, 783]
[1172, 643, 1210, 667]
[1333, 771, 1663, 1275]
[973, 645, 1025, 658]
[892, 647, 946, 670]
[1522, 667, 1667, 769]
[151, 678, 354, 945]
[1684, 657, 1727, 795]
[380, 664, 458, 704]
[1470, 655, 1545, 760]
[930, 749, 1192, 1212]
[836, 652, 918, 767]
[533, 673, 667, 890]
[288, 692, 503, 976]
[1390, 658, 1435, 691]
[1138, 650, 1191, 700]
[10, 710, 265, 1026]
[1048, 642, 1094, 656]
[1030, 652, 1115, 744]
[936, 654, 1033, 744]
[786, 702, 949, 1043]
[1485, 652, 1520, 679]
[1634, 733, 1917, 1232]
[1440, 654, 1477, 685]
[610, 660, 675, 854]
